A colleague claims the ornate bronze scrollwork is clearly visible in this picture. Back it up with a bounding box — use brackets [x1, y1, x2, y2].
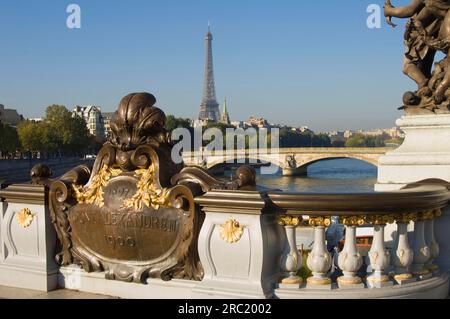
[49, 92, 254, 284]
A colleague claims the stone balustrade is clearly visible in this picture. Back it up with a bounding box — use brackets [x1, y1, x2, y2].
[267, 185, 450, 298]
[0, 178, 449, 299]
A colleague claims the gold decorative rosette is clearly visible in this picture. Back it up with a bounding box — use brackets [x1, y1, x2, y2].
[219, 219, 244, 244]
[17, 208, 34, 228]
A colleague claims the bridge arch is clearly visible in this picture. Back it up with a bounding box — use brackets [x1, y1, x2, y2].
[207, 154, 285, 171]
[183, 148, 386, 176]
[295, 154, 380, 169]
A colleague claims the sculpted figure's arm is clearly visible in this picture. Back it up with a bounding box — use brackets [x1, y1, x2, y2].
[384, 0, 424, 18]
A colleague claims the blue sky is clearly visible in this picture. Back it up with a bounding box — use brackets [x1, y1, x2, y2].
[0, 0, 417, 130]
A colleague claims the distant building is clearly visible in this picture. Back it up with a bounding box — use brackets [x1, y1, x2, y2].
[344, 130, 355, 139]
[219, 98, 231, 125]
[72, 105, 105, 137]
[355, 127, 404, 139]
[28, 118, 43, 123]
[230, 121, 250, 129]
[291, 126, 312, 133]
[327, 127, 405, 141]
[382, 127, 405, 139]
[0, 104, 24, 127]
[193, 118, 210, 128]
[327, 131, 346, 144]
[102, 112, 115, 138]
[245, 116, 270, 129]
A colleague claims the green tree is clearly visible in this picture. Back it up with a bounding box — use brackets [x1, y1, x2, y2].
[65, 115, 90, 153]
[345, 134, 386, 147]
[17, 121, 47, 157]
[43, 105, 90, 156]
[16, 105, 91, 158]
[279, 128, 331, 148]
[165, 115, 191, 132]
[345, 134, 366, 147]
[0, 123, 19, 158]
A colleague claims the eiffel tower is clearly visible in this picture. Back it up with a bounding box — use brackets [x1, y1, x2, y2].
[198, 24, 220, 122]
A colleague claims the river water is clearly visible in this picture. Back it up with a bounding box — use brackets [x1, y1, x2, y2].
[225, 158, 377, 193]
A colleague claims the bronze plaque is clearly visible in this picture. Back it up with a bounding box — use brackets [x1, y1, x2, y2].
[69, 176, 181, 263]
[49, 93, 208, 283]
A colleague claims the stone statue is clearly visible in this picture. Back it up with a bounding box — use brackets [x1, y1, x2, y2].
[384, 0, 450, 113]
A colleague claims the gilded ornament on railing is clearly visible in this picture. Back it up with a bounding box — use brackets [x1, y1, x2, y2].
[278, 215, 302, 227]
[421, 210, 436, 221]
[219, 219, 244, 244]
[17, 208, 34, 228]
[123, 165, 171, 211]
[395, 213, 418, 223]
[308, 216, 331, 227]
[72, 165, 122, 208]
[434, 208, 443, 218]
[366, 214, 395, 225]
[339, 215, 366, 226]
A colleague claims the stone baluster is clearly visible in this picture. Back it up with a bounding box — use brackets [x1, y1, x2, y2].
[337, 216, 365, 288]
[392, 214, 415, 285]
[366, 215, 393, 288]
[411, 212, 432, 279]
[425, 209, 441, 275]
[278, 215, 303, 287]
[306, 217, 332, 289]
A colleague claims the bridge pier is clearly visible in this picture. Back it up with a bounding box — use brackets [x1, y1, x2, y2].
[282, 166, 307, 177]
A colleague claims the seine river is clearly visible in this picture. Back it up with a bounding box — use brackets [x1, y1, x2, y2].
[225, 158, 377, 193]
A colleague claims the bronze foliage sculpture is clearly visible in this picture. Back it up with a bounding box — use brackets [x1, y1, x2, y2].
[384, 0, 450, 113]
[49, 92, 256, 283]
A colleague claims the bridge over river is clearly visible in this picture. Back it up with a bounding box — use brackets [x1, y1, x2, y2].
[182, 147, 394, 176]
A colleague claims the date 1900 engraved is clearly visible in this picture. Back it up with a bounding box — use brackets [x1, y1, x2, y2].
[105, 235, 136, 249]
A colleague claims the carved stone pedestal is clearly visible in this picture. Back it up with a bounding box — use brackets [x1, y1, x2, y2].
[376, 114, 450, 274]
[0, 185, 58, 291]
[192, 190, 281, 299]
[377, 115, 450, 190]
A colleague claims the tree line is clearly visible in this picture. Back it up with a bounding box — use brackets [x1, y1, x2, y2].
[344, 133, 397, 148]
[165, 116, 333, 148]
[165, 116, 400, 148]
[1, 112, 395, 160]
[0, 105, 91, 159]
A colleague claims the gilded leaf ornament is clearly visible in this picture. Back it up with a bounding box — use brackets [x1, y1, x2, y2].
[73, 165, 122, 208]
[278, 215, 301, 227]
[123, 165, 171, 211]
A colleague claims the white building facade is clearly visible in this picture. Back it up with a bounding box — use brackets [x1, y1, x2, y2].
[72, 105, 105, 138]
